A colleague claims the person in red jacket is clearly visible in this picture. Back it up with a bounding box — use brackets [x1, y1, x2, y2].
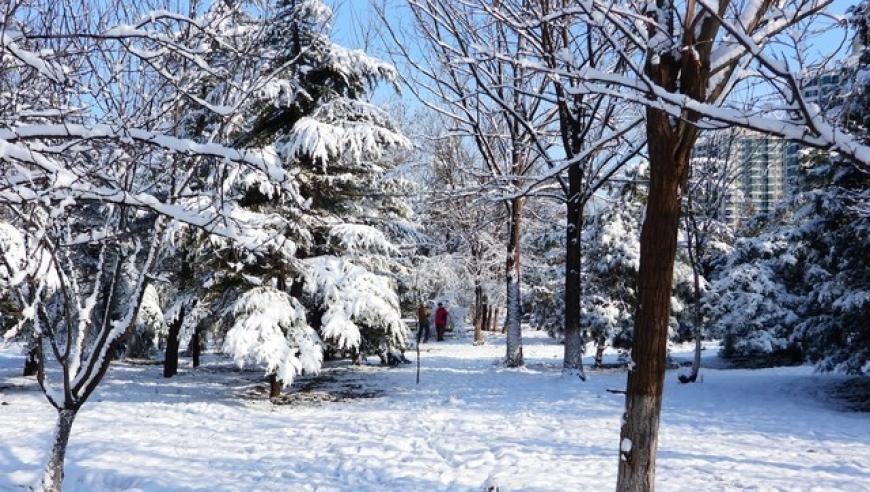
[434, 303, 449, 341]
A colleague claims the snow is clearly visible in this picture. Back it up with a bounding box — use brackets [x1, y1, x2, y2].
[2, 330, 869, 491]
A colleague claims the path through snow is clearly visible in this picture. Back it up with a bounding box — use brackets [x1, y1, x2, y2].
[1, 330, 868, 491]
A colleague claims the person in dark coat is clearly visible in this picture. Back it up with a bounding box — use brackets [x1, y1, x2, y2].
[417, 303, 432, 343]
[435, 303, 449, 341]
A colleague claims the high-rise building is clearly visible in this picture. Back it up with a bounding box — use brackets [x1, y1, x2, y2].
[734, 132, 786, 222]
[695, 129, 786, 227]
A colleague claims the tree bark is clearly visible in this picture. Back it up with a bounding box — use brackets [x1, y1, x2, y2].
[23, 345, 38, 377]
[165, 258, 192, 377]
[482, 301, 489, 332]
[504, 197, 524, 367]
[616, 102, 694, 491]
[563, 165, 586, 379]
[473, 305, 485, 346]
[490, 307, 498, 332]
[268, 373, 281, 399]
[39, 408, 77, 492]
[163, 305, 184, 378]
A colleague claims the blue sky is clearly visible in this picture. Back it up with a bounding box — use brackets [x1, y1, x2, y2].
[331, 0, 858, 54]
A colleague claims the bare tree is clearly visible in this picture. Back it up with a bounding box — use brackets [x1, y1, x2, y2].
[382, 0, 556, 366]
[474, 0, 646, 378]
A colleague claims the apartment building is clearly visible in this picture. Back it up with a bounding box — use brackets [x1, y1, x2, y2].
[695, 129, 786, 227]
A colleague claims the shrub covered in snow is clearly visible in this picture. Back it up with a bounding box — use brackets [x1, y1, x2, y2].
[223, 287, 322, 386]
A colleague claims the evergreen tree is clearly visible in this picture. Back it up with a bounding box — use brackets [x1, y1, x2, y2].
[166, 0, 411, 384]
[789, 3, 870, 373]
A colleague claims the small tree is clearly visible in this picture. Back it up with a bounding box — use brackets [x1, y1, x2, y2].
[679, 131, 740, 382]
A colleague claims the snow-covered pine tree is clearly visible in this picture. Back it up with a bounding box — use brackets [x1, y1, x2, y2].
[579, 164, 694, 368]
[703, 226, 803, 362]
[524, 207, 567, 336]
[302, 256, 407, 364]
[224, 287, 322, 397]
[581, 172, 644, 364]
[165, 0, 410, 379]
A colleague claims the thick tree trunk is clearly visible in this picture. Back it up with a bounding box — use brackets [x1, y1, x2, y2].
[474, 284, 483, 321]
[563, 167, 586, 378]
[504, 198, 524, 367]
[165, 258, 192, 377]
[616, 104, 693, 491]
[23, 345, 38, 377]
[40, 409, 77, 492]
[268, 373, 281, 398]
[163, 306, 184, 378]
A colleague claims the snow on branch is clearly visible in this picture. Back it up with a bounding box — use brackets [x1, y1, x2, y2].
[0, 124, 288, 184]
[327, 224, 399, 256]
[0, 31, 68, 83]
[280, 104, 409, 165]
[303, 256, 407, 354]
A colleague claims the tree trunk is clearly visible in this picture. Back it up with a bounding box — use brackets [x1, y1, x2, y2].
[190, 325, 201, 368]
[268, 373, 281, 399]
[473, 319, 484, 345]
[616, 104, 693, 491]
[473, 304, 485, 346]
[595, 337, 606, 368]
[474, 284, 483, 321]
[165, 258, 193, 377]
[490, 307, 499, 332]
[40, 409, 77, 492]
[23, 345, 38, 377]
[563, 166, 586, 379]
[473, 285, 485, 345]
[680, 266, 704, 384]
[481, 302, 489, 331]
[504, 197, 524, 367]
[163, 306, 184, 378]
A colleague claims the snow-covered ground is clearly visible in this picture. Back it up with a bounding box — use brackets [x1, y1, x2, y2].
[1, 330, 868, 491]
